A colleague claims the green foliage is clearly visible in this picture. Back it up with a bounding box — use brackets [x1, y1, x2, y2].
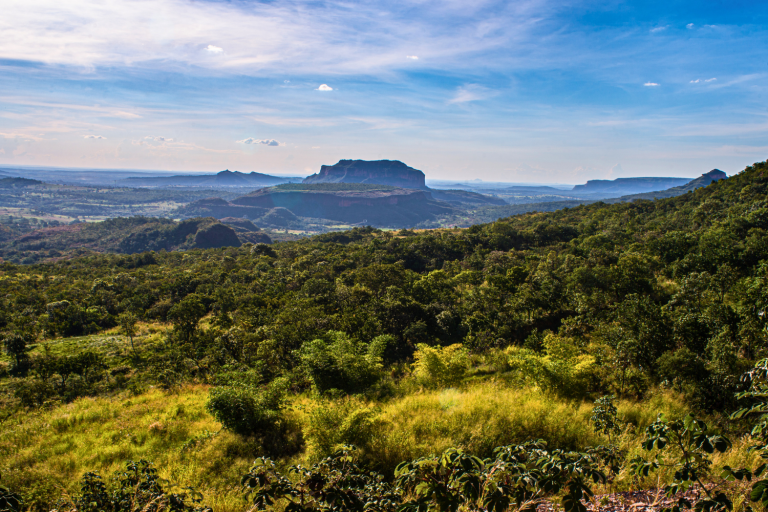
[3, 333, 30, 372]
[394, 441, 604, 512]
[631, 414, 735, 512]
[506, 335, 596, 399]
[206, 378, 288, 439]
[241, 446, 399, 512]
[67, 460, 210, 512]
[297, 331, 388, 394]
[412, 344, 469, 387]
[590, 395, 621, 442]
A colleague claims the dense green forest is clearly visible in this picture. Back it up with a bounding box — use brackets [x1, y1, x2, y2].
[3, 161, 768, 511]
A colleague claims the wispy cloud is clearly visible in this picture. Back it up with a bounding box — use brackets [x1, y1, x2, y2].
[448, 84, 493, 104]
[406, 55, 419, 60]
[0, 132, 44, 141]
[705, 77, 717, 82]
[145, 136, 173, 142]
[237, 138, 283, 146]
[686, 23, 694, 29]
[316, 84, 333, 91]
[643, 82, 659, 87]
[650, 26, 668, 33]
[83, 134, 106, 139]
[0, 0, 555, 77]
[113, 111, 142, 119]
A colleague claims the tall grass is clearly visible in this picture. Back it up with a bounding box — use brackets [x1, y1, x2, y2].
[0, 379, 755, 510]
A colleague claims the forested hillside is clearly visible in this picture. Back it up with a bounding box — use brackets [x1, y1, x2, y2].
[2, 161, 768, 511]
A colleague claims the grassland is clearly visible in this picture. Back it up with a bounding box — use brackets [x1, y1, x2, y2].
[1, 337, 758, 511]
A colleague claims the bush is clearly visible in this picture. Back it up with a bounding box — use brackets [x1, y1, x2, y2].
[206, 378, 287, 437]
[304, 399, 384, 458]
[507, 334, 596, 399]
[413, 343, 469, 387]
[297, 331, 388, 394]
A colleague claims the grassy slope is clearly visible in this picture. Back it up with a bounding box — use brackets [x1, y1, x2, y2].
[2, 352, 757, 510]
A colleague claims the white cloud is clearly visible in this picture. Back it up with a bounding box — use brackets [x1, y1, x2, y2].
[237, 138, 283, 146]
[205, 45, 223, 53]
[316, 84, 333, 91]
[643, 82, 659, 87]
[705, 77, 717, 82]
[406, 55, 419, 60]
[686, 23, 694, 29]
[448, 84, 493, 104]
[84, 134, 106, 139]
[650, 26, 667, 33]
[144, 135, 173, 142]
[113, 111, 142, 119]
[690, 79, 700, 83]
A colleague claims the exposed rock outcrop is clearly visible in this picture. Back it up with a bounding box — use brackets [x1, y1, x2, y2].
[303, 160, 427, 189]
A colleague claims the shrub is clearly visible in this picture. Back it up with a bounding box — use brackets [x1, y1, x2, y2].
[507, 334, 596, 399]
[412, 343, 469, 387]
[303, 399, 384, 457]
[206, 378, 287, 437]
[297, 331, 388, 394]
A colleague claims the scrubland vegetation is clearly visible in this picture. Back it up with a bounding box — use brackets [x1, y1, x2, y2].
[3, 161, 768, 511]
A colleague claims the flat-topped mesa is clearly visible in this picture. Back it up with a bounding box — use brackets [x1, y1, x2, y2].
[303, 160, 427, 189]
[572, 176, 691, 194]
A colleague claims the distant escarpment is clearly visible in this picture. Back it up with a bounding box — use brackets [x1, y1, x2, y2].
[303, 160, 428, 189]
[615, 169, 728, 202]
[572, 176, 691, 195]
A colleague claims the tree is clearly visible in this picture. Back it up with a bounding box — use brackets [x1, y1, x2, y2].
[118, 311, 138, 355]
[167, 295, 206, 344]
[3, 332, 30, 372]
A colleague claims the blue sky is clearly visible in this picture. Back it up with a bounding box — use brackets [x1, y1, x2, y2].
[1, 0, 767, 182]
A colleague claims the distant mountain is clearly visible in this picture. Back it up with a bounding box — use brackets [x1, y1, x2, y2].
[177, 183, 457, 227]
[616, 169, 727, 202]
[571, 176, 691, 195]
[304, 160, 428, 189]
[118, 170, 302, 188]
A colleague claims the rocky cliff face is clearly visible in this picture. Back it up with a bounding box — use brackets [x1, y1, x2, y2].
[303, 160, 427, 189]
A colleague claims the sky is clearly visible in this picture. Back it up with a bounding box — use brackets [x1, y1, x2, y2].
[1, 0, 767, 183]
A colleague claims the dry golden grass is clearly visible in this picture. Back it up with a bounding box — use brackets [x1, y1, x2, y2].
[1, 379, 756, 510]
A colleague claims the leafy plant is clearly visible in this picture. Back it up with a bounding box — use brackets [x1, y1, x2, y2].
[241, 446, 399, 512]
[731, 357, 768, 509]
[590, 395, 622, 443]
[68, 460, 210, 512]
[395, 441, 604, 512]
[631, 414, 734, 512]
